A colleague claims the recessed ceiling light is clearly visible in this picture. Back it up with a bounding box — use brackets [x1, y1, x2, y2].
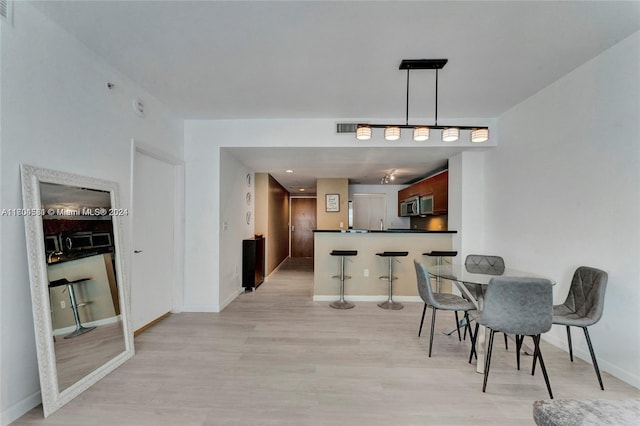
[299, 188, 305, 192]
[285, 169, 294, 173]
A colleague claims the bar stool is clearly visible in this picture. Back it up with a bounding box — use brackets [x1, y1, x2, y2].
[49, 277, 95, 339]
[377, 251, 409, 310]
[330, 250, 358, 309]
[423, 251, 458, 292]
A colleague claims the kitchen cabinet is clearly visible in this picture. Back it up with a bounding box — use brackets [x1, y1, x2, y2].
[397, 170, 448, 215]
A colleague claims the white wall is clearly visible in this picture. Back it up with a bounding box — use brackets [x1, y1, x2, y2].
[0, 3, 183, 423]
[484, 32, 640, 387]
[349, 184, 410, 229]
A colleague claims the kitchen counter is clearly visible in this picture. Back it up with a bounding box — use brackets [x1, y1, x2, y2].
[314, 229, 457, 233]
[314, 230, 457, 301]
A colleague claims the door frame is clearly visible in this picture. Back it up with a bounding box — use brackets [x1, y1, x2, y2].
[129, 139, 185, 313]
[289, 195, 317, 258]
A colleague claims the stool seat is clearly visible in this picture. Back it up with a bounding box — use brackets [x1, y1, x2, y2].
[377, 251, 409, 257]
[331, 250, 358, 256]
[424, 250, 458, 257]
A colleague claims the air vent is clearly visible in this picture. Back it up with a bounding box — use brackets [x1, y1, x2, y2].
[336, 123, 358, 134]
[0, 0, 13, 24]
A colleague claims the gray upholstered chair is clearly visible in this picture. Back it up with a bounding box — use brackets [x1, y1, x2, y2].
[465, 254, 509, 351]
[414, 260, 475, 357]
[479, 276, 554, 399]
[552, 266, 608, 390]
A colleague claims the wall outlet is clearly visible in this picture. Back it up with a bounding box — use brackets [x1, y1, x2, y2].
[60, 300, 66, 309]
[364, 268, 369, 277]
[339, 222, 344, 228]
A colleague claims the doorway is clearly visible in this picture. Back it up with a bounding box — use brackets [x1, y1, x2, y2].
[130, 143, 184, 333]
[290, 197, 316, 258]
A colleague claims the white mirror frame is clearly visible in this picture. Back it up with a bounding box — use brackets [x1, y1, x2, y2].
[20, 165, 135, 417]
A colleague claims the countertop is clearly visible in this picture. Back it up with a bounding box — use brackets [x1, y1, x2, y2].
[313, 229, 457, 234]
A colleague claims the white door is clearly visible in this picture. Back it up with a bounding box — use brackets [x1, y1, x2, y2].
[352, 194, 387, 230]
[132, 152, 175, 331]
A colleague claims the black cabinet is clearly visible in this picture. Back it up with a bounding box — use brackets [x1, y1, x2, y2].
[242, 236, 265, 290]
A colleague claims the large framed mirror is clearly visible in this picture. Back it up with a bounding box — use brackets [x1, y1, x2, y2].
[20, 165, 134, 417]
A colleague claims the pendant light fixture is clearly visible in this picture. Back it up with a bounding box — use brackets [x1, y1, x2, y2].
[353, 59, 489, 143]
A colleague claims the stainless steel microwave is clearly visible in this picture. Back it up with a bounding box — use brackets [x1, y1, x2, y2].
[400, 196, 420, 217]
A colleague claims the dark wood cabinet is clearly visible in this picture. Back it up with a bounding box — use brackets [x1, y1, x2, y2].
[397, 170, 448, 215]
[242, 236, 265, 290]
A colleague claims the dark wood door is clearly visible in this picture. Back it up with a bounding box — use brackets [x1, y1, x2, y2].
[291, 198, 316, 258]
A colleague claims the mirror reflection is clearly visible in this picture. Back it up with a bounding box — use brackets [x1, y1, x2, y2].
[40, 182, 125, 392]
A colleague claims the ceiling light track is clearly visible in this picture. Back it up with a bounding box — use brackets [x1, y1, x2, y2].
[355, 59, 489, 143]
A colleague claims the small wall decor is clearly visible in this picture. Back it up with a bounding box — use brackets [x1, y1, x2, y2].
[246, 192, 251, 205]
[325, 194, 340, 212]
[246, 173, 252, 187]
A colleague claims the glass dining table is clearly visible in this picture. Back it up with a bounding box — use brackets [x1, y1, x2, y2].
[428, 263, 555, 373]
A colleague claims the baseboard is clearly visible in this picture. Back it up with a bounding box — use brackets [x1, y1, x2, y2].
[313, 295, 422, 303]
[181, 304, 220, 313]
[53, 315, 122, 336]
[181, 288, 242, 313]
[544, 331, 640, 389]
[219, 288, 242, 311]
[1, 390, 41, 426]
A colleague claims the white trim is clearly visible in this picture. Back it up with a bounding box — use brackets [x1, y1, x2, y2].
[219, 288, 243, 312]
[182, 304, 220, 313]
[53, 315, 121, 337]
[313, 295, 422, 303]
[129, 139, 186, 314]
[0, 390, 41, 426]
[544, 328, 640, 389]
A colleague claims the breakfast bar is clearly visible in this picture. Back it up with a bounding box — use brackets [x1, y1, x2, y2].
[313, 229, 457, 302]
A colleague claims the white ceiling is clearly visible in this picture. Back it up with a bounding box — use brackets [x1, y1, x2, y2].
[31, 1, 640, 192]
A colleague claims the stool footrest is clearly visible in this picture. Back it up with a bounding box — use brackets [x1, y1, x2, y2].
[332, 275, 352, 279]
[379, 276, 398, 281]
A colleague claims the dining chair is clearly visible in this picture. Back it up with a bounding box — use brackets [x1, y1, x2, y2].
[479, 276, 554, 399]
[551, 266, 608, 390]
[414, 260, 475, 357]
[464, 254, 509, 350]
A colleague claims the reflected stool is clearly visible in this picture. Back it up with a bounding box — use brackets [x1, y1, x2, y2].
[377, 251, 409, 310]
[330, 250, 358, 309]
[49, 277, 96, 339]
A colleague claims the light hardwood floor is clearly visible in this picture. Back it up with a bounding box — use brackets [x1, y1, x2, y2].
[15, 257, 640, 425]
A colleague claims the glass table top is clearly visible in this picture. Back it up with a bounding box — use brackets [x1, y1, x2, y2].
[428, 263, 556, 286]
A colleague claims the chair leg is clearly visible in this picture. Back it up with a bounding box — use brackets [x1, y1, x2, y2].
[454, 311, 462, 341]
[469, 322, 479, 364]
[482, 329, 496, 393]
[463, 312, 472, 343]
[531, 335, 538, 376]
[504, 333, 508, 350]
[428, 308, 437, 357]
[566, 325, 573, 362]
[532, 335, 553, 399]
[583, 327, 605, 390]
[418, 303, 427, 337]
[516, 335, 522, 370]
